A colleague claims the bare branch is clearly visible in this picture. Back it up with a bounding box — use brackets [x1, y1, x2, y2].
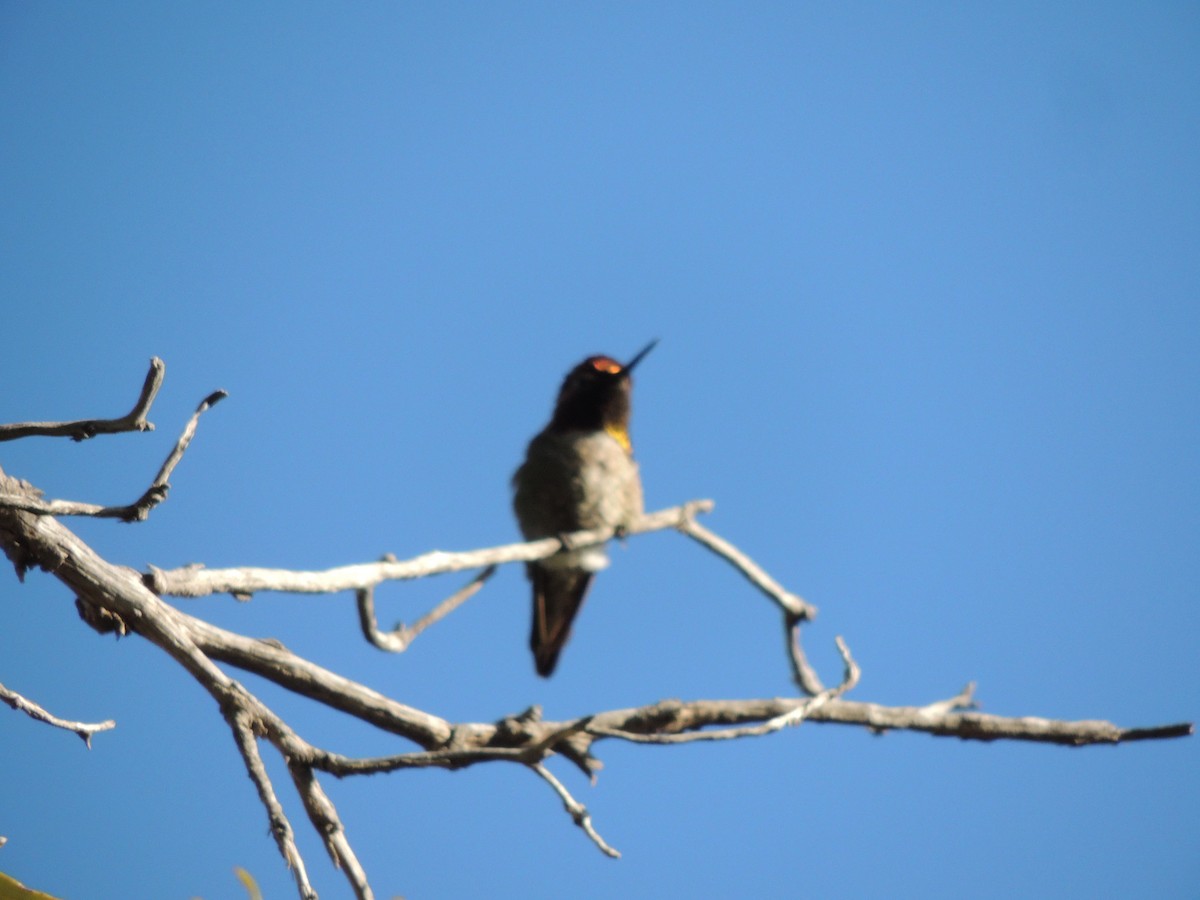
[590, 637, 860, 745]
[786, 614, 826, 696]
[573, 695, 1192, 748]
[676, 510, 816, 621]
[0, 681, 116, 748]
[304, 715, 595, 779]
[0, 357, 165, 442]
[1, 442, 1192, 900]
[834, 635, 861, 693]
[146, 500, 715, 599]
[228, 710, 317, 900]
[0, 389, 226, 522]
[4, 477, 1188, 761]
[289, 764, 373, 900]
[135, 389, 228, 517]
[182, 611, 453, 747]
[531, 763, 621, 859]
[311, 744, 532, 775]
[357, 565, 497, 652]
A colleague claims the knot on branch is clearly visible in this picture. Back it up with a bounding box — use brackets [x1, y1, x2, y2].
[476, 708, 601, 776]
[619, 699, 688, 734]
[75, 596, 130, 637]
[120, 484, 171, 523]
[491, 705, 544, 746]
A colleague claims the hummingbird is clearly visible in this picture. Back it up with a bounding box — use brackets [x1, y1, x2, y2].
[512, 340, 658, 677]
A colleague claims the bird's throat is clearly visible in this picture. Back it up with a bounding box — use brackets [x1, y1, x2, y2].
[604, 422, 632, 453]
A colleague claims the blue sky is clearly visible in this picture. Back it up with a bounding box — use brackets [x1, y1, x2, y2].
[2, 3, 1197, 898]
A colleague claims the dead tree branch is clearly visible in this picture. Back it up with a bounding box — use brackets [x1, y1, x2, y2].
[228, 709, 317, 900]
[0, 357, 165, 442]
[356, 565, 497, 652]
[0, 389, 226, 522]
[676, 511, 816, 621]
[532, 762, 621, 858]
[786, 614, 828, 696]
[1, 469, 1190, 898]
[589, 635, 859, 745]
[0, 681, 116, 748]
[144, 499, 716, 600]
[0, 365, 1191, 898]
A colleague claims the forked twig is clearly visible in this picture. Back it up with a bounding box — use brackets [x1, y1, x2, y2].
[590, 637, 860, 745]
[228, 711, 317, 900]
[0, 389, 226, 522]
[357, 565, 497, 652]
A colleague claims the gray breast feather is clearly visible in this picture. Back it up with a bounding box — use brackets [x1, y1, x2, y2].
[512, 430, 643, 572]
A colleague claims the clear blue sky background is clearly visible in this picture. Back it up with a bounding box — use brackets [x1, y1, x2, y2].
[2, 4, 1197, 898]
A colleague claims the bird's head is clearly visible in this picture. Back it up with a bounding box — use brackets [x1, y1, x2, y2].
[548, 340, 658, 449]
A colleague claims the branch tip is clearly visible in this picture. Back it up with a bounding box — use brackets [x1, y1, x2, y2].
[0, 682, 116, 745]
[0, 356, 166, 442]
[0, 377, 223, 521]
[532, 763, 620, 859]
[201, 389, 229, 409]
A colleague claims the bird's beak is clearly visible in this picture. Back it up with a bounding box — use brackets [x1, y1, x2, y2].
[623, 339, 659, 375]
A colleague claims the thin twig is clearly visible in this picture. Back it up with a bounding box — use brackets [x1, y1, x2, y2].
[786, 614, 826, 696]
[357, 565, 497, 652]
[228, 711, 317, 900]
[223, 682, 380, 900]
[136, 389, 228, 515]
[0, 357, 165, 441]
[0, 389, 227, 522]
[0, 681, 116, 748]
[834, 636, 861, 694]
[676, 512, 816, 621]
[289, 764, 373, 900]
[531, 763, 620, 859]
[918, 682, 978, 717]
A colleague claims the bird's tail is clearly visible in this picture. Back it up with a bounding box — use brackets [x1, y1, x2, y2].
[529, 565, 594, 677]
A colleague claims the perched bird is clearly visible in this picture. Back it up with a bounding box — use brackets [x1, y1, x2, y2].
[512, 340, 657, 677]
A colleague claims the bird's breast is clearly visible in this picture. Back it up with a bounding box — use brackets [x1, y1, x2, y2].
[513, 428, 644, 540]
